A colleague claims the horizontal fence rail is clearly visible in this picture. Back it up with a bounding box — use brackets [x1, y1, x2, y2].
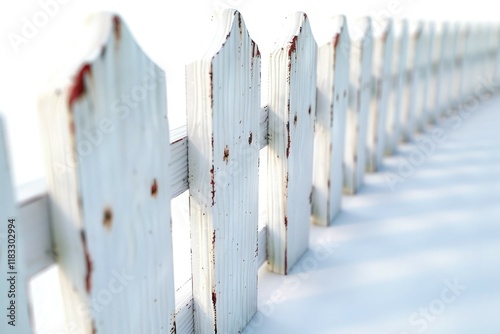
[2, 8, 500, 334]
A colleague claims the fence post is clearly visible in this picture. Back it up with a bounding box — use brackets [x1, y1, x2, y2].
[0, 117, 32, 334]
[186, 9, 260, 332]
[267, 12, 317, 274]
[385, 19, 409, 155]
[344, 17, 372, 194]
[366, 18, 393, 172]
[312, 15, 349, 226]
[38, 14, 176, 333]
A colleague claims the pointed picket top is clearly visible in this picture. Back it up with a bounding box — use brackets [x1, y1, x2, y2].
[344, 16, 373, 194]
[267, 12, 317, 274]
[39, 13, 175, 334]
[313, 15, 349, 226]
[186, 9, 261, 333]
[367, 17, 394, 172]
[385, 19, 409, 155]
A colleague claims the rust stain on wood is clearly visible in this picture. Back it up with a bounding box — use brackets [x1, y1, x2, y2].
[103, 207, 113, 229]
[151, 179, 158, 197]
[286, 121, 291, 158]
[80, 231, 93, 293]
[68, 63, 91, 107]
[113, 15, 121, 41]
[210, 165, 215, 206]
[248, 131, 253, 144]
[223, 145, 229, 163]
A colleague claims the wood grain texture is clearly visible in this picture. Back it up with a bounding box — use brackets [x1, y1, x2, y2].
[312, 15, 349, 226]
[0, 117, 33, 334]
[38, 14, 175, 334]
[344, 17, 372, 194]
[385, 20, 408, 155]
[267, 12, 316, 274]
[186, 9, 260, 333]
[366, 18, 393, 172]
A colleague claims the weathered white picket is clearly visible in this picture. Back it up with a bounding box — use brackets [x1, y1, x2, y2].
[186, 9, 260, 333]
[366, 18, 393, 172]
[2, 9, 499, 334]
[0, 118, 32, 334]
[344, 17, 372, 194]
[38, 14, 176, 334]
[385, 19, 408, 155]
[267, 12, 317, 274]
[312, 15, 349, 226]
[400, 21, 423, 142]
[420, 22, 435, 126]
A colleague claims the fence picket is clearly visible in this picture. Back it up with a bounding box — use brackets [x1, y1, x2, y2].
[186, 9, 261, 332]
[400, 22, 423, 141]
[312, 15, 349, 226]
[267, 12, 317, 274]
[367, 18, 394, 172]
[344, 17, 372, 194]
[385, 20, 409, 155]
[38, 14, 176, 334]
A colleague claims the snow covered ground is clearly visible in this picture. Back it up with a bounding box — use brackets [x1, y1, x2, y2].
[245, 97, 500, 333]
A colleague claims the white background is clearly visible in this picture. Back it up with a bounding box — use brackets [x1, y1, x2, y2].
[0, 0, 497, 186]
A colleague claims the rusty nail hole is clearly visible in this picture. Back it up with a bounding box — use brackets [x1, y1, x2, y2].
[223, 146, 229, 163]
[248, 132, 253, 145]
[308, 106, 312, 115]
[151, 179, 158, 197]
[294, 113, 298, 126]
[103, 207, 113, 229]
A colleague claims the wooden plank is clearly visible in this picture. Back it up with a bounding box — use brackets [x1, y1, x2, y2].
[267, 12, 316, 274]
[186, 9, 260, 333]
[400, 21, 423, 142]
[38, 14, 175, 334]
[366, 18, 393, 172]
[385, 19, 409, 155]
[312, 15, 349, 226]
[423, 22, 437, 125]
[344, 17, 372, 194]
[0, 117, 33, 334]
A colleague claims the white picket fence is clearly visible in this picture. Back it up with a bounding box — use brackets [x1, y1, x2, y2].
[1, 9, 500, 334]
